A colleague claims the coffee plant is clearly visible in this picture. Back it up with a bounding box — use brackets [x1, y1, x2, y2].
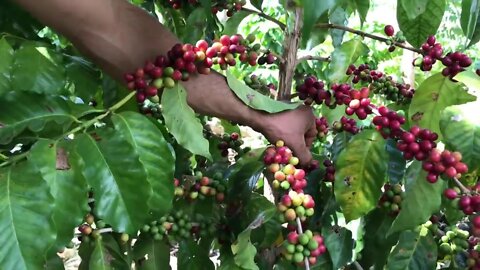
[0, 0, 480, 269]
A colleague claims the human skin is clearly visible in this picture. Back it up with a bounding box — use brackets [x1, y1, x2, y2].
[12, 0, 317, 164]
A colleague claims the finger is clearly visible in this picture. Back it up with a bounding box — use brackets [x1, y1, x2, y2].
[288, 139, 312, 166]
[305, 135, 315, 148]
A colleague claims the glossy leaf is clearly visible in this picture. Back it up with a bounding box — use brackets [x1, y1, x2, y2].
[400, 0, 429, 19]
[408, 73, 476, 139]
[133, 235, 171, 270]
[65, 60, 100, 103]
[440, 106, 480, 171]
[461, 0, 480, 41]
[224, 11, 251, 35]
[177, 238, 215, 270]
[112, 112, 175, 216]
[0, 162, 56, 270]
[386, 138, 406, 184]
[251, 0, 263, 10]
[327, 38, 369, 83]
[162, 84, 211, 159]
[74, 131, 151, 234]
[0, 38, 14, 95]
[455, 70, 480, 92]
[232, 229, 259, 270]
[28, 139, 89, 251]
[0, 92, 78, 144]
[353, 0, 370, 25]
[185, 8, 207, 44]
[397, 0, 446, 48]
[323, 226, 354, 269]
[467, 13, 480, 47]
[302, 0, 336, 46]
[10, 44, 66, 95]
[386, 227, 437, 270]
[331, 132, 352, 163]
[334, 130, 387, 221]
[329, 7, 347, 47]
[388, 162, 445, 235]
[89, 235, 130, 270]
[359, 208, 398, 269]
[226, 71, 300, 113]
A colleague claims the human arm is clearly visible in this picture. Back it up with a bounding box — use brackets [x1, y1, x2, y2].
[12, 0, 317, 163]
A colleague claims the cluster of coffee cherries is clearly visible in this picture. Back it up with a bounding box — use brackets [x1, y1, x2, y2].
[396, 125, 438, 161]
[438, 226, 471, 257]
[444, 185, 480, 215]
[422, 149, 468, 183]
[189, 214, 217, 239]
[217, 132, 243, 157]
[174, 172, 226, 202]
[244, 74, 277, 96]
[346, 64, 414, 103]
[378, 184, 405, 216]
[282, 230, 326, 265]
[333, 116, 360, 134]
[415, 35, 472, 78]
[295, 76, 330, 106]
[344, 87, 372, 120]
[141, 211, 192, 242]
[372, 106, 406, 139]
[265, 144, 308, 192]
[124, 34, 267, 104]
[323, 159, 335, 182]
[277, 190, 315, 223]
[315, 117, 329, 140]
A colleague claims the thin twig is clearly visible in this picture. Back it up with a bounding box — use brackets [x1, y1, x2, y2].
[296, 55, 331, 65]
[453, 177, 470, 194]
[241, 7, 286, 31]
[315, 23, 423, 54]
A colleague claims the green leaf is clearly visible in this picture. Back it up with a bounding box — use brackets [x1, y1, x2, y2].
[467, 12, 480, 47]
[329, 7, 347, 47]
[352, 0, 370, 25]
[334, 130, 387, 221]
[11, 44, 66, 95]
[323, 226, 353, 269]
[302, 0, 336, 46]
[386, 227, 437, 270]
[454, 70, 480, 92]
[0, 92, 79, 144]
[386, 138, 406, 184]
[185, 8, 207, 44]
[400, 0, 428, 20]
[74, 131, 151, 234]
[65, 60, 100, 103]
[331, 132, 352, 163]
[89, 235, 130, 270]
[28, 139, 89, 252]
[224, 10, 251, 35]
[327, 38, 369, 83]
[461, 0, 480, 41]
[226, 148, 265, 199]
[359, 209, 399, 269]
[161, 84, 211, 159]
[397, 0, 446, 48]
[231, 229, 259, 270]
[112, 112, 175, 216]
[0, 162, 56, 270]
[440, 106, 480, 171]
[226, 71, 300, 113]
[408, 73, 476, 139]
[133, 235, 170, 270]
[388, 162, 445, 235]
[177, 238, 215, 270]
[0, 38, 14, 95]
[251, 0, 263, 10]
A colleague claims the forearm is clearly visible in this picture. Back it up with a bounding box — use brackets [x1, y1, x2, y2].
[12, 0, 264, 128]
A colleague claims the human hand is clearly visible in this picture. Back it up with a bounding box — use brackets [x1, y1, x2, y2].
[253, 106, 318, 166]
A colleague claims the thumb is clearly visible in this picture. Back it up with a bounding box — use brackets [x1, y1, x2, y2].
[288, 139, 312, 166]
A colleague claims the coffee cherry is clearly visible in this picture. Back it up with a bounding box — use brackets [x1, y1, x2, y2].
[384, 25, 395, 36]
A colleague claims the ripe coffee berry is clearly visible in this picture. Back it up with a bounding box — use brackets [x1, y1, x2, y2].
[384, 25, 395, 36]
[315, 117, 329, 140]
[296, 76, 329, 105]
[323, 159, 335, 182]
